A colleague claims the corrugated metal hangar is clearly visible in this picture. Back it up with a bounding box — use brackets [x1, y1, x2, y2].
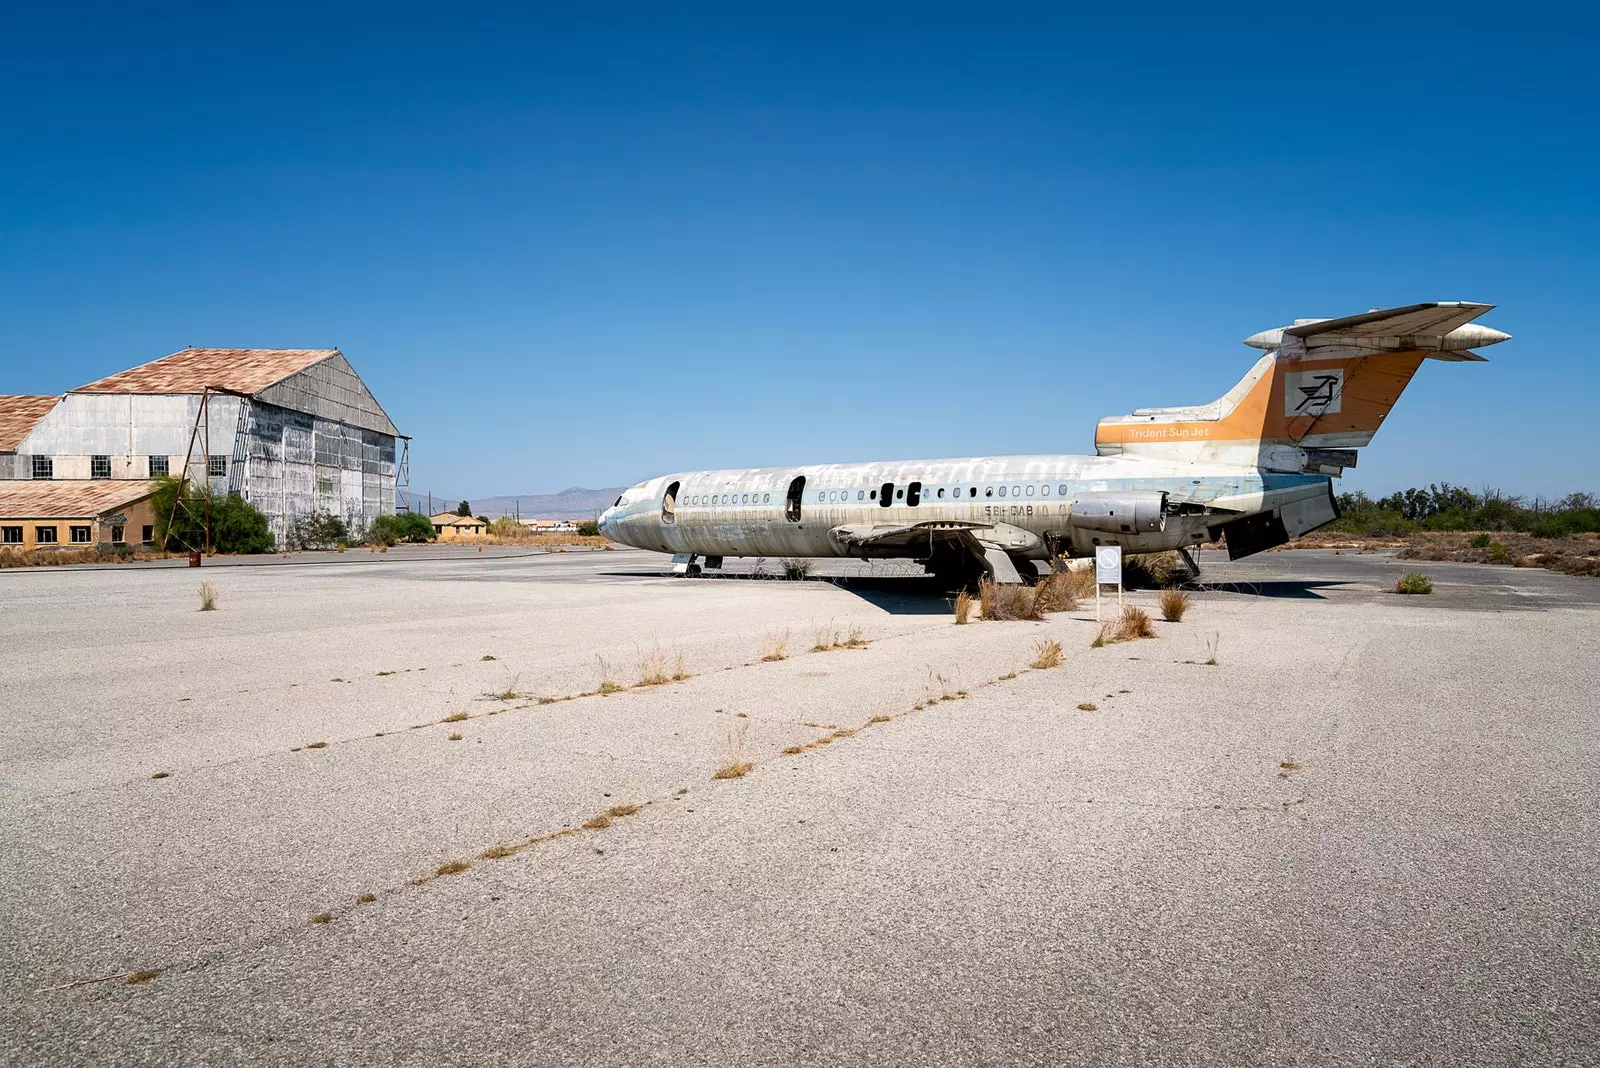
[0, 347, 407, 547]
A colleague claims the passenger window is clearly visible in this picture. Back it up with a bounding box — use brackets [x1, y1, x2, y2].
[764, 493, 771, 503]
[970, 487, 977, 497]
[985, 487, 993, 497]
[869, 489, 877, 500]
[857, 490, 864, 501]
[937, 488, 945, 498]
[1041, 485, 1050, 496]
[1026, 485, 1034, 496]
[998, 486, 1006, 497]
[879, 482, 894, 508]
[1059, 484, 1068, 495]
[907, 481, 921, 506]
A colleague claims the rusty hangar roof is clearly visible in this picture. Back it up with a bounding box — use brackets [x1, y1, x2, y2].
[0, 395, 60, 451]
[72, 348, 340, 396]
[0, 479, 161, 519]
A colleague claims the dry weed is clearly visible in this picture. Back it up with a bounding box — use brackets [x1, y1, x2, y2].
[637, 645, 671, 686]
[713, 723, 753, 779]
[1115, 605, 1156, 641]
[979, 578, 1041, 621]
[759, 629, 790, 662]
[595, 655, 623, 694]
[1030, 638, 1064, 669]
[1032, 570, 1080, 614]
[198, 582, 217, 612]
[1159, 588, 1192, 622]
[954, 590, 974, 624]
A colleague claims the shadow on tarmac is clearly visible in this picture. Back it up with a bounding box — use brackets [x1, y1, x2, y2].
[1193, 579, 1353, 599]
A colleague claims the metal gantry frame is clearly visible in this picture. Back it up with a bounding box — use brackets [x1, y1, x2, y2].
[162, 385, 252, 555]
[397, 437, 412, 513]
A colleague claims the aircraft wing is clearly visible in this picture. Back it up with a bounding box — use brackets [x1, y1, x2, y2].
[826, 520, 993, 555]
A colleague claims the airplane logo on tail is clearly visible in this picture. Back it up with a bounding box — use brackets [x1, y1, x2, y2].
[1285, 369, 1343, 416]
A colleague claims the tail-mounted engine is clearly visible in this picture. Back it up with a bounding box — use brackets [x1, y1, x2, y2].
[1068, 491, 1168, 535]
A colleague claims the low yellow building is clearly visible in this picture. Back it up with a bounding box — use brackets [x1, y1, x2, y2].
[431, 512, 488, 540]
[0, 480, 161, 552]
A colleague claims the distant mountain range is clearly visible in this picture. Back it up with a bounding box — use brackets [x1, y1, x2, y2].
[412, 487, 625, 520]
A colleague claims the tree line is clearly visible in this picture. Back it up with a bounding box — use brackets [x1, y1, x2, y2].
[1330, 483, 1600, 538]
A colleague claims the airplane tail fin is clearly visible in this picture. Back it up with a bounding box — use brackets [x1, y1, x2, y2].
[1094, 302, 1509, 474]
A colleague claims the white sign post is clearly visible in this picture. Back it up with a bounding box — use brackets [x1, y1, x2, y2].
[1095, 545, 1123, 622]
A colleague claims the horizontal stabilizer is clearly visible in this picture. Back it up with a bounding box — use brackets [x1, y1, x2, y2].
[1244, 302, 1509, 359]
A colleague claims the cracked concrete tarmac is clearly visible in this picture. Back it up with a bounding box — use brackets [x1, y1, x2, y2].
[2, 548, 1596, 1066]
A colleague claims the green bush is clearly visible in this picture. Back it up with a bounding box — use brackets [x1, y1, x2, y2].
[150, 477, 274, 554]
[1469, 533, 1492, 548]
[290, 510, 348, 550]
[368, 512, 436, 545]
[1394, 572, 1433, 595]
[577, 520, 601, 537]
[1489, 542, 1510, 563]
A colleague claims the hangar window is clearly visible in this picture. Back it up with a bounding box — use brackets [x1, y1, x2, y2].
[111, 525, 125, 544]
[35, 526, 57, 544]
[208, 455, 228, 478]
[70, 526, 92, 543]
[91, 455, 111, 479]
[31, 456, 52, 480]
[2, 527, 20, 544]
[785, 476, 805, 521]
[149, 455, 169, 477]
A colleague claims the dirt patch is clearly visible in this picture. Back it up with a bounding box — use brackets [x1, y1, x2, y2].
[1282, 531, 1600, 578]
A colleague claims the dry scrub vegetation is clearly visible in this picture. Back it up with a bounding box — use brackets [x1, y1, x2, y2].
[1093, 605, 1157, 646]
[1030, 638, 1063, 669]
[759, 629, 791, 662]
[1158, 588, 1192, 622]
[713, 724, 754, 779]
[970, 568, 1094, 622]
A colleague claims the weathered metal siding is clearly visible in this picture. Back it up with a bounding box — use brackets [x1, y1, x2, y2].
[243, 401, 395, 541]
[19, 393, 244, 481]
[254, 353, 398, 437]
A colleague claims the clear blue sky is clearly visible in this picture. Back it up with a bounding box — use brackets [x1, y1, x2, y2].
[3, 3, 1595, 500]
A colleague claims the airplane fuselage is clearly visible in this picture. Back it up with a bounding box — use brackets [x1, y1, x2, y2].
[599, 452, 1333, 562]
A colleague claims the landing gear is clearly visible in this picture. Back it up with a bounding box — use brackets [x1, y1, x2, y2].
[670, 553, 701, 577]
[924, 543, 986, 592]
[1176, 546, 1202, 583]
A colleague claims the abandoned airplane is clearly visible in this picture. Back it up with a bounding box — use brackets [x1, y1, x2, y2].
[598, 302, 1509, 584]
